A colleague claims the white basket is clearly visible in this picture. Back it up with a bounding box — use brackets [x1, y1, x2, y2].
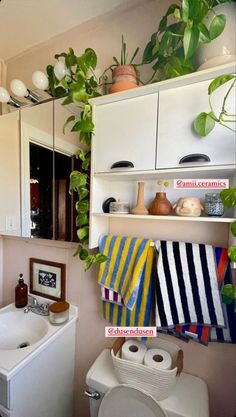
[111, 338, 182, 401]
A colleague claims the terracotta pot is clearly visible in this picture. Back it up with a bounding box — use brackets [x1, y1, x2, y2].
[149, 192, 172, 216]
[109, 64, 138, 94]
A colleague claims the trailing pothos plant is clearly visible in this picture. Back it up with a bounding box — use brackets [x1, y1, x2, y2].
[193, 73, 236, 310]
[142, 0, 232, 82]
[46, 48, 107, 270]
[220, 187, 236, 313]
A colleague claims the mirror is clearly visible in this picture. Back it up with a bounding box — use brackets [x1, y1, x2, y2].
[0, 99, 79, 241]
[20, 99, 80, 241]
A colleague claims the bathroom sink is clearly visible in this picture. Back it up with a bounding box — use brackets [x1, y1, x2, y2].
[0, 300, 78, 379]
[0, 310, 48, 350]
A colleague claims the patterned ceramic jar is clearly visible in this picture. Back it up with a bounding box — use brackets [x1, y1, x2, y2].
[204, 193, 224, 217]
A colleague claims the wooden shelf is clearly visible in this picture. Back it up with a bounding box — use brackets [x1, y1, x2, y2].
[93, 213, 235, 223]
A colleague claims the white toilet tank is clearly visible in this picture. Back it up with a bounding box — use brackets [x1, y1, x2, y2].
[85, 349, 209, 417]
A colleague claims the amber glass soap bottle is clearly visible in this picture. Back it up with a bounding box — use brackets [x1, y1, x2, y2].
[15, 273, 28, 308]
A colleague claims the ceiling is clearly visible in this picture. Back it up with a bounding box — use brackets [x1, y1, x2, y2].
[0, 0, 128, 60]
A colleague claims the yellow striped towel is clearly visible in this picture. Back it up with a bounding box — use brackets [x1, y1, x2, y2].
[98, 235, 155, 326]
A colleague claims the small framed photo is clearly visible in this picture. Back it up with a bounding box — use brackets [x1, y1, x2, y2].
[30, 258, 66, 301]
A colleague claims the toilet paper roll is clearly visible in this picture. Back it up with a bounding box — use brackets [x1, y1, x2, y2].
[121, 339, 147, 364]
[144, 349, 172, 370]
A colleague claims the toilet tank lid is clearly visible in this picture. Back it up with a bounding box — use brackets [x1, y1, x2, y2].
[86, 349, 119, 393]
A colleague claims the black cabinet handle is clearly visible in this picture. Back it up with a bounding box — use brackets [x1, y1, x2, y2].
[110, 160, 134, 169]
[179, 154, 210, 164]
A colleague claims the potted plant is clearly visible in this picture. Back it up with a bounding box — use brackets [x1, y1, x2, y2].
[104, 35, 140, 93]
[142, 0, 233, 82]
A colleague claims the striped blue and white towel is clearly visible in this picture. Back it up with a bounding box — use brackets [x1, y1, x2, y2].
[155, 240, 225, 329]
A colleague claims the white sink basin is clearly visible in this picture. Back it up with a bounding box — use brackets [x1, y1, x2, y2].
[0, 300, 78, 379]
[0, 311, 48, 350]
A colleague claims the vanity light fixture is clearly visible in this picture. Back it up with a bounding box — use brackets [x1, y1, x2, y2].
[32, 71, 49, 91]
[0, 86, 22, 108]
[54, 61, 71, 81]
[10, 79, 40, 103]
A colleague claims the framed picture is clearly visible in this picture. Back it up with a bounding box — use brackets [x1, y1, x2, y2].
[30, 258, 66, 301]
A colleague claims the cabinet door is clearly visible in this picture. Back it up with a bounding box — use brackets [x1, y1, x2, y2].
[0, 111, 21, 236]
[94, 94, 158, 173]
[156, 78, 236, 169]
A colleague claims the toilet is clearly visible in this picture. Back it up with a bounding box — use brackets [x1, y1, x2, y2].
[85, 349, 209, 417]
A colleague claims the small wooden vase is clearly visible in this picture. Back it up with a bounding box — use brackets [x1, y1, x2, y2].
[131, 181, 148, 215]
[149, 192, 172, 215]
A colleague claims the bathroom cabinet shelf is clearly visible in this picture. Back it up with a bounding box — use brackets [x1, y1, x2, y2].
[93, 213, 235, 223]
[93, 165, 236, 181]
[89, 63, 236, 249]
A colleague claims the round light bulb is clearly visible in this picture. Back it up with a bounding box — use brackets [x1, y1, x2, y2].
[54, 61, 70, 81]
[10, 79, 28, 97]
[32, 71, 49, 90]
[0, 86, 10, 103]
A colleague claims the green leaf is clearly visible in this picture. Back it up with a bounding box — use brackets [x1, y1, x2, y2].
[222, 284, 236, 303]
[72, 119, 94, 133]
[54, 86, 67, 98]
[181, 0, 189, 22]
[228, 246, 236, 263]
[78, 186, 89, 200]
[79, 248, 89, 261]
[159, 31, 173, 55]
[198, 23, 211, 43]
[158, 16, 167, 33]
[193, 112, 215, 136]
[188, 1, 202, 21]
[142, 41, 155, 64]
[129, 47, 139, 65]
[77, 226, 89, 241]
[84, 48, 97, 70]
[82, 155, 91, 171]
[76, 200, 89, 213]
[70, 171, 87, 192]
[65, 48, 77, 68]
[79, 131, 92, 147]
[85, 255, 95, 271]
[183, 25, 200, 60]
[164, 56, 184, 78]
[63, 115, 75, 134]
[209, 14, 226, 40]
[220, 187, 236, 208]
[208, 74, 235, 94]
[231, 221, 236, 238]
[62, 93, 73, 105]
[76, 213, 89, 227]
[94, 253, 107, 264]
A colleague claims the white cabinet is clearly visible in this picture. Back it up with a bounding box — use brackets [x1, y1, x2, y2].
[93, 94, 158, 173]
[89, 63, 236, 249]
[156, 78, 236, 169]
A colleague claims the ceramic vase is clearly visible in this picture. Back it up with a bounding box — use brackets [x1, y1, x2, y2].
[109, 65, 138, 94]
[131, 181, 148, 215]
[149, 192, 172, 216]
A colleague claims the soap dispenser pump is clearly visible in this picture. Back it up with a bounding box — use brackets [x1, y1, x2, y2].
[15, 273, 28, 308]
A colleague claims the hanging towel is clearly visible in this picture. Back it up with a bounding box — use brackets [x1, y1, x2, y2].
[155, 240, 225, 329]
[175, 247, 229, 345]
[210, 261, 236, 344]
[98, 235, 155, 326]
[98, 235, 153, 310]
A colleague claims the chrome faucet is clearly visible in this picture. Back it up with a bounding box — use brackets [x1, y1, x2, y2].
[24, 294, 49, 316]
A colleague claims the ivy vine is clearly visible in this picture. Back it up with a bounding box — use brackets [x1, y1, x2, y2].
[46, 48, 106, 270]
